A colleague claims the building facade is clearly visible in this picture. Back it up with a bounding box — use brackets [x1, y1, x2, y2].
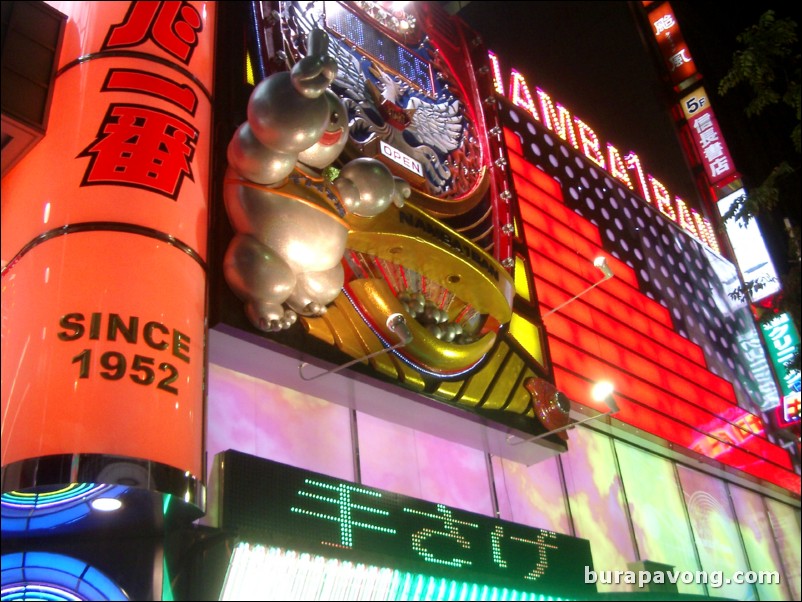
[2, 2, 800, 600]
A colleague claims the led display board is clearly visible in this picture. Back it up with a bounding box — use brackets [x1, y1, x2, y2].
[217, 450, 596, 598]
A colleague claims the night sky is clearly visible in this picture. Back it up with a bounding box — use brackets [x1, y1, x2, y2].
[452, 1, 799, 278]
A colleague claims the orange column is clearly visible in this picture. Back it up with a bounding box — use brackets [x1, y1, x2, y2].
[1, 1, 216, 513]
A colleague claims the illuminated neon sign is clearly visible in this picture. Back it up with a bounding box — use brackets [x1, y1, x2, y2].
[762, 313, 802, 427]
[489, 52, 720, 254]
[217, 450, 595, 597]
[646, 2, 698, 88]
[220, 543, 573, 601]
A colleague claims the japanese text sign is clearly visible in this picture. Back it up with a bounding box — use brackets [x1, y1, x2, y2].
[218, 450, 596, 597]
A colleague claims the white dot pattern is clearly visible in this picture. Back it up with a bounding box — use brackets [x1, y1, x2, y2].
[504, 105, 777, 412]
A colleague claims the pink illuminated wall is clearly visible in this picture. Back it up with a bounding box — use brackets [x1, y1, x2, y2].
[490, 455, 570, 534]
[559, 428, 637, 593]
[206, 360, 799, 597]
[730, 485, 793, 600]
[206, 363, 355, 483]
[765, 498, 802, 600]
[357, 412, 495, 517]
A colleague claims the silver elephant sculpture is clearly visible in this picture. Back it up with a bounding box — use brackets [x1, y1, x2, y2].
[223, 28, 410, 332]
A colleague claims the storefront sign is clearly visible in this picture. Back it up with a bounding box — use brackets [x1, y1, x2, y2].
[646, 2, 698, 87]
[218, 450, 595, 597]
[489, 52, 720, 254]
[717, 189, 781, 303]
[688, 105, 737, 186]
[762, 313, 802, 427]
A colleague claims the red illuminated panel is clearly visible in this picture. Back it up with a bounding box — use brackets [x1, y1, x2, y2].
[547, 316, 744, 418]
[535, 274, 703, 365]
[647, 2, 697, 87]
[555, 366, 799, 491]
[507, 134, 800, 492]
[506, 148, 564, 201]
[504, 128, 524, 155]
[537, 278, 715, 375]
[548, 350, 788, 469]
[523, 225, 673, 326]
[515, 189, 638, 288]
[514, 175, 603, 246]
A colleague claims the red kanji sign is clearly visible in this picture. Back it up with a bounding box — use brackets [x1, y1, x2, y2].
[80, 104, 198, 198]
[103, 1, 202, 64]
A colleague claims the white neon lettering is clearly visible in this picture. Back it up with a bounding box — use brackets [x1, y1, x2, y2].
[488, 51, 505, 96]
[537, 88, 578, 149]
[494, 54, 721, 253]
[693, 210, 721, 253]
[626, 152, 651, 204]
[576, 118, 605, 169]
[649, 176, 676, 221]
[607, 144, 633, 190]
[675, 198, 698, 238]
[509, 69, 540, 121]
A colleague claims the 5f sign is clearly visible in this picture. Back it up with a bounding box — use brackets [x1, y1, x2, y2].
[680, 88, 709, 120]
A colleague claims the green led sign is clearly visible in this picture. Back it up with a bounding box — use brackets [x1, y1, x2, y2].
[217, 450, 596, 598]
[761, 312, 801, 397]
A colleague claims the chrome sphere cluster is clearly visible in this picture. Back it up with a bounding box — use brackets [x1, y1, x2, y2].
[396, 289, 477, 343]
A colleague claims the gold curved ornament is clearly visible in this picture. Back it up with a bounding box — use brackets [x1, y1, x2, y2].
[346, 278, 497, 374]
[347, 203, 514, 323]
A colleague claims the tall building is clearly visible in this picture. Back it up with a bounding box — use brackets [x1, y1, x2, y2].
[2, 2, 799, 600]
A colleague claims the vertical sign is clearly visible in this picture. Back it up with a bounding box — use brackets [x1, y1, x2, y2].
[1, 1, 215, 507]
[685, 95, 737, 186]
[647, 2, 698, 88]
[762, 314, 802, 427]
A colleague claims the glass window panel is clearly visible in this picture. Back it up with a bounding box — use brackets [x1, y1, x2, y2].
[765, 497, 801, 600]
[676, 465, 756, 600]
[490, 455, 570, 534]
[357, 411, 494, 517]
[614, 439, 705, 595]
[729, 484, 792, 600]
[206, 363, 354, 482]
[561, 427, 637, 592]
